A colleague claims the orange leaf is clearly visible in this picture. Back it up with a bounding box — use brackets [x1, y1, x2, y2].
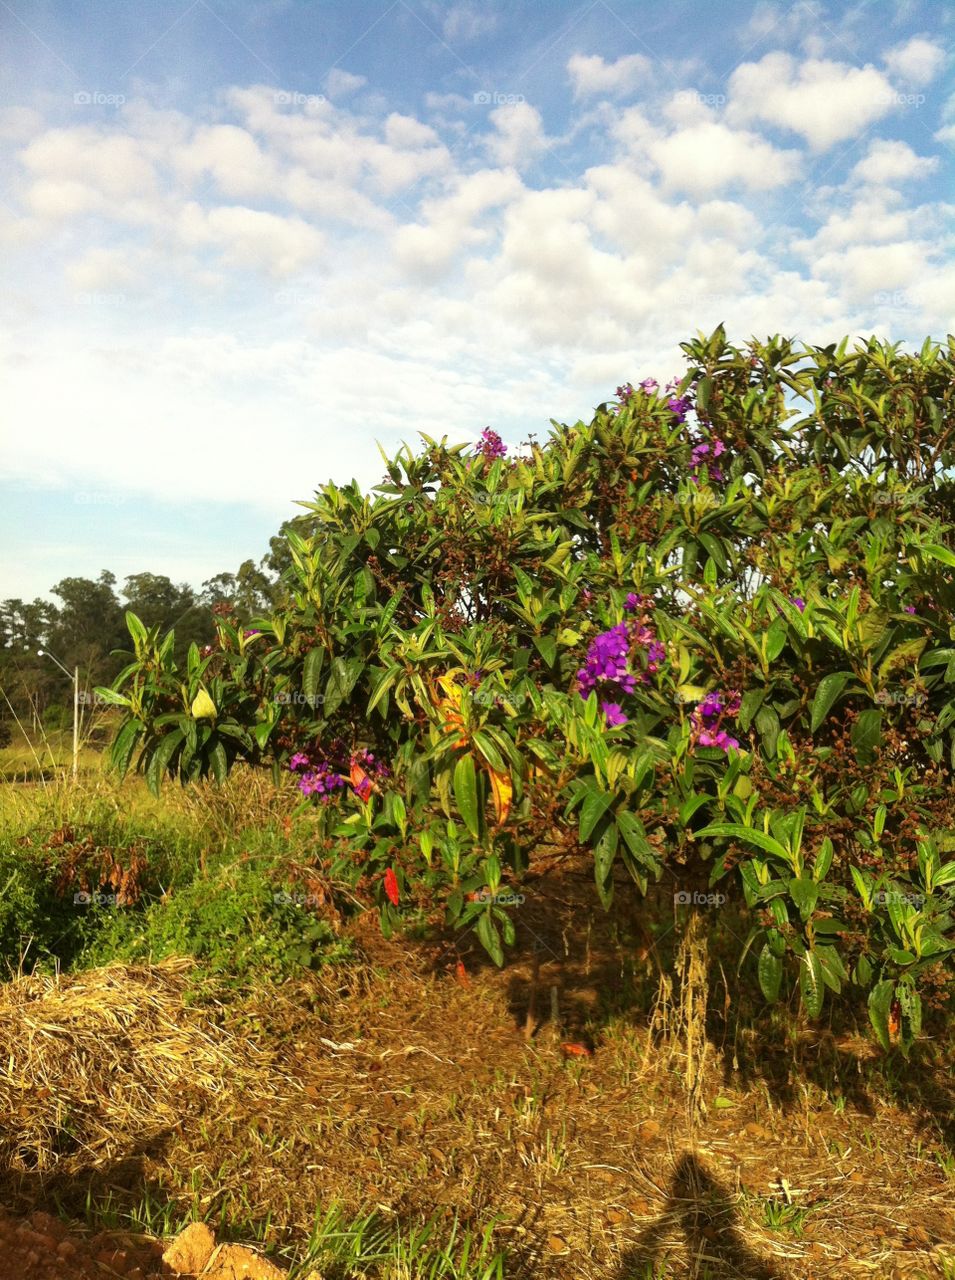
[561, 1042, 593, 1058]
[487, 767, 512, 824]
[455, 959, 471, 988]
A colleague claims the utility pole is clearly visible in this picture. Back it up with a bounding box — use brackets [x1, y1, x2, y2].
[36, 649, 79, 780]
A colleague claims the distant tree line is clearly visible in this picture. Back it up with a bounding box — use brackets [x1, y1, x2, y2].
[0, 515, 318, 741]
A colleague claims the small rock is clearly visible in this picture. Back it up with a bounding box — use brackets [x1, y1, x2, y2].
[163, 1221, 217, 1275]
[547, 1234, 569, 1254]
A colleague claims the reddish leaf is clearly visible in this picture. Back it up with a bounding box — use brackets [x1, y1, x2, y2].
[384, 867, 400, 906]
[455, 959, 471, 988]
[561, 1042, 593, 1058]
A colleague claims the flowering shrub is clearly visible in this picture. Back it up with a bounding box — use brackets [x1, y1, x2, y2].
[100, 327, 955, 1054]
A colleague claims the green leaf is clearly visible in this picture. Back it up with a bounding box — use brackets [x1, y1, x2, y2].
[110, 718, 142, 778]
[788, 876, 819, 921]
[303, 647, 326, 703]
[209, 740, 228, 785]
[922, 542, 955, 568]
[579, 787, 615, 842]
[810, 671, 853, 733]
[755, 705, 780, 758]
[851, 709, 882, 762]
[532, 634, 558, 668]
[695, 823, 790, 861]
[146, 729, 185, 797]
[453, 754, 481, 840]
[324, 655, 363, 717]
[594, 823, 618, 909]
[867, 978, 895, 1052]
[764, 616, 788, 663]
[476, 911, 504, 967]
[125, 610, 148, 650]
[758, 945, 783, 1003]
[800, 949, 825, 1019]
[93, 686, 131, 708]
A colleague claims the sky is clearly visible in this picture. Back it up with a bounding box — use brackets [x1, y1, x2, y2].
[1, 0, 953, 603]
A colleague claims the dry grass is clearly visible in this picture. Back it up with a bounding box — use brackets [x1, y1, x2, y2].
[0, 957, 303, 1178]
[0, 907, 952, 1278]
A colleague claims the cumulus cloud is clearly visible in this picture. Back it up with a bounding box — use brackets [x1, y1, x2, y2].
[481, 102, 549, 167]
[177, 203, 325, 275]
[883, 36, 946, 85]
[849, 139, 938, 186]
[727, 52, 898, 149]
[567, 53, 654, 100]
[324, 68, 367, 98]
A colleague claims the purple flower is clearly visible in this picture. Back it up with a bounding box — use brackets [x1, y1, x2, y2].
[616, 383, 635, 402]
[289, 753, 310, 771]
[904, 605, 916, 614]
[624, 592, 643, 611]
[298, 762, 347, 800]
[698, 728, 739, 751]
[477, 427, 507, 460]
[789, 596, 806, 612]
[639, 377, 659, 393]
[668, 396, 692, 423]
[244, 628, 260, 637]
[600, 701, 628, 727]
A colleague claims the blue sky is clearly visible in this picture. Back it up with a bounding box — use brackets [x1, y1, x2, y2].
[2, 0, 953, 602]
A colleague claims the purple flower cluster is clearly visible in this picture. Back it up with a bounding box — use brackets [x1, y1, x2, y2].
[616, 383, 634, 402]
[691, 690, 741, 752]
[288, 751, 346, 799]
[668, 396, 692, 424]
[904, 604, 916, 615]
[639, 377, 659, 393]
[352, 746, 391, 780]
[477, 427, 507, 460]
[576, 594, 667, 726]
[578, 623, 636, 699]
[689, 437, 726, 484]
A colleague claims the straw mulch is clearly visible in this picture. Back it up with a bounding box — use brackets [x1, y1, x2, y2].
[0, 957, 303, 1179]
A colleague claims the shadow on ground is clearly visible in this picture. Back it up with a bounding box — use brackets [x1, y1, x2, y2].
[613, 1153, 783, 1280]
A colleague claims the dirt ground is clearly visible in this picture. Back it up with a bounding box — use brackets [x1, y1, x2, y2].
[1, 853, 953, 1279]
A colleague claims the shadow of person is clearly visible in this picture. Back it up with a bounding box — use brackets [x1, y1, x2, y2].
[614, 1152, 784, 1280]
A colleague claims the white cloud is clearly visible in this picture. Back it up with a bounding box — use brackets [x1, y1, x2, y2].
[649, 121, 800, 194]
[0, 106, 42, 142]
[567, 53, 653, 100]
[438, 3, 497, 43]
[883, 36, 946, 85]
[727, 52, 898, 149]
[177, 203, 325, 276]
[384, 112, 440, 148]
[849, 139, 938, 185]
[324, 68, 367, 98]
[482, 102, 549, 167]
[173, 124, 278, 197]
[393, 167, 523, 278]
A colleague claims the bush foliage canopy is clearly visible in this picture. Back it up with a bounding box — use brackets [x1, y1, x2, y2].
[100, 326, 955, 1055]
